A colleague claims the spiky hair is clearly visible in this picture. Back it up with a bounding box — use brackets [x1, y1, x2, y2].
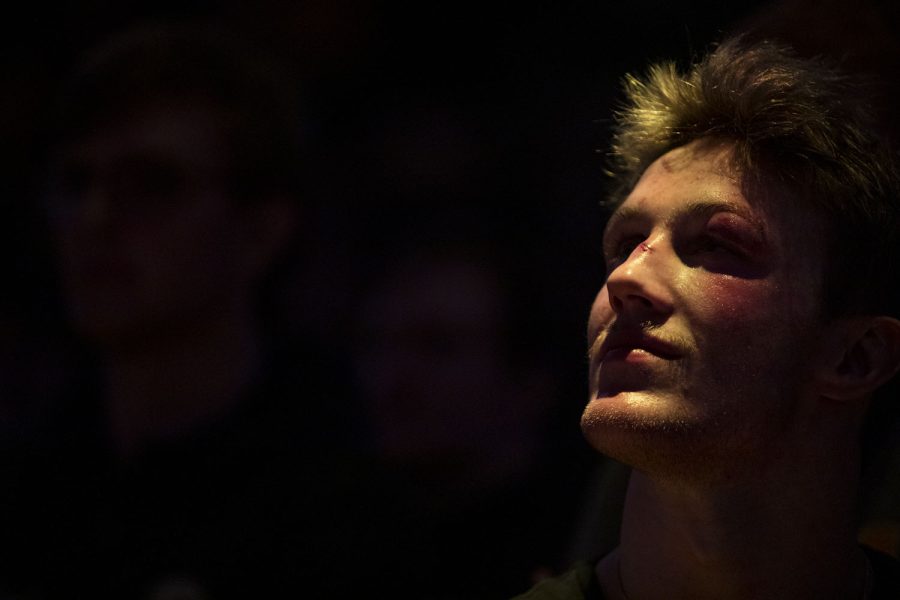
[607, 36, 900, 318]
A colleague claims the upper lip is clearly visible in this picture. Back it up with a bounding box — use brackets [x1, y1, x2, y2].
[595, 329, 684, 363]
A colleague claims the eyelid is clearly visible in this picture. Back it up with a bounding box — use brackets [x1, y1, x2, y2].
[696, 233, 745, 258]
[704, 213, 765, 253]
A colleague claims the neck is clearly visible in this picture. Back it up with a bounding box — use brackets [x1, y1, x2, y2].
[599, 418, 867, 600]
[102, 304, 263, 460]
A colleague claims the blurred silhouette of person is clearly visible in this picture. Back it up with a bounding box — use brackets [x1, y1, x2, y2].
[1, 20, 399, 598]
[353, 237, 595, 599]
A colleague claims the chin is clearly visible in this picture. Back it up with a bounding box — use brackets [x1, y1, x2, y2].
[580, 390, 750, 483]
[582, 389, 698, 429]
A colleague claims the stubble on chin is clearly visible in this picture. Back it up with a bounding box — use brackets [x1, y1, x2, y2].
[579, 381, 785, 487]
[581, 387, 705, 476]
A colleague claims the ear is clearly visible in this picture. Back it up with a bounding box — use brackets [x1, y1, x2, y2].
[238, 196, 299, 281]
[815, 316, 900, 402]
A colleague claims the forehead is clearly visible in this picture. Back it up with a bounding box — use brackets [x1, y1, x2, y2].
[56, 101, 229, 172]
[609, 141, 821, 240]
[610, 142, 751, 224]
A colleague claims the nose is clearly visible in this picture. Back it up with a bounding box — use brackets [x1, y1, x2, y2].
[604, 236, 674, 320]
[79, 188, 116, 228]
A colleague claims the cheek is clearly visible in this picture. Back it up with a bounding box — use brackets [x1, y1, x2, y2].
[587, 286, 614, 340]
[691, 275, 781, 325]
[684, 273, 815, 385]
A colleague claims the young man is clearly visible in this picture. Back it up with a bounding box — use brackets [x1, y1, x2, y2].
[2, 22, 395, 598]
[516, 37, 900, 599]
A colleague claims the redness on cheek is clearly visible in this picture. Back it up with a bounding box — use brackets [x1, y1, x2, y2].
[699, 276, 774, 321]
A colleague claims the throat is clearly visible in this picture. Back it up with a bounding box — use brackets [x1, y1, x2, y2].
[606, 468, 866, 600]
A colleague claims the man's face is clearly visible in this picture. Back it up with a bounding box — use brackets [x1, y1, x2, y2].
[583, 140, 830, 481]
[355, 256, 511, 472]
[47, 102, 257, 349]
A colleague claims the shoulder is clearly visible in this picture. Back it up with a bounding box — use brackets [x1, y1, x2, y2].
[510, 561, 602, 600]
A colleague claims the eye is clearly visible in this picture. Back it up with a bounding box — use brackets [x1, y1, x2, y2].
[113, 159, 189, 203]
[604, 234, 645, 268]
[677, 231, 756, 276]
[695, 234, 738, 255]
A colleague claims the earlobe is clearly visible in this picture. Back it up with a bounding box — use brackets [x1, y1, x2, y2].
[816, 316, 900, 402]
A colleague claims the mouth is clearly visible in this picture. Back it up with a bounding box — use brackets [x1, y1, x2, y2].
[588, 330, 685, 396]
[593, 331, 684, 365]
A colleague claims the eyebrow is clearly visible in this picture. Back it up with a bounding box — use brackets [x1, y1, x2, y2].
[603, 199, 767, 240]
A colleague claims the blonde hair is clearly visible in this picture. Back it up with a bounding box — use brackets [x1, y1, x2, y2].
[607, 36, 900, 317]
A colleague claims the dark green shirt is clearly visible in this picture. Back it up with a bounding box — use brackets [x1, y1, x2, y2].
[512, 547, 900, 600]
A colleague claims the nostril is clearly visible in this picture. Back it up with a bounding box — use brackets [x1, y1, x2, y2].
[634, 294, 654, 309]
[610, 291, 656, 314]
[610, 294, 624, 312]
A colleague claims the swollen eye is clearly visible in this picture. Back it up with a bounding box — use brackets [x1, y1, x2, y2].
[699, 235, 724, 251]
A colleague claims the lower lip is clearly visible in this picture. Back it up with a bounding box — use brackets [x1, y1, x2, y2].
[601, 347, 661, 364]
[593, 348, 676, 397]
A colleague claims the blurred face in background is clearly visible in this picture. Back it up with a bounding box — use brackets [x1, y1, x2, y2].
[47, 100, 262, 350]
[354, 254, 552, 495]
[356, 258, 508, 465]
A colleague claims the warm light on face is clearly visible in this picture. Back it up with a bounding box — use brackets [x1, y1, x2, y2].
[582, 140, 829, 482]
